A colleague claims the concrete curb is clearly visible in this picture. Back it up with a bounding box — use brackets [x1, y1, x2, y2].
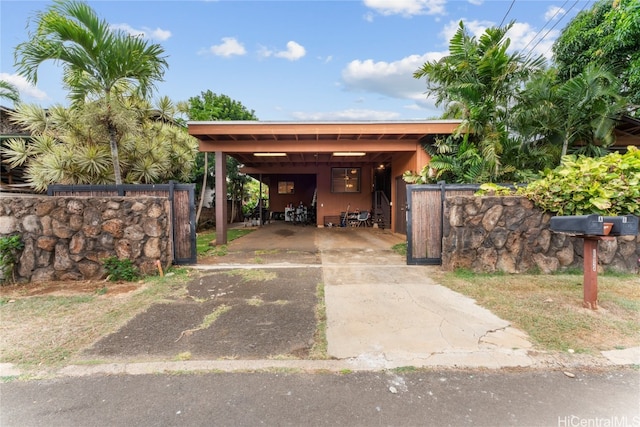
[4, 347, 638, 379]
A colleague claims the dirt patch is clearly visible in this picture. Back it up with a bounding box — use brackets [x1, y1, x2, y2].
[0, 281, 141, 298]
[84, 267, 323, 360]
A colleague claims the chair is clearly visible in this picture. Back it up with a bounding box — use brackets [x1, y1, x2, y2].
[356, 210, 371, 227]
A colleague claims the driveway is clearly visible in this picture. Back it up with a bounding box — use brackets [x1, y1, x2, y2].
[82, 222, 534, 369]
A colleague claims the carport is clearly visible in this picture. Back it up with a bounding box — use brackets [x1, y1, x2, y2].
[188, 120, 461, 244]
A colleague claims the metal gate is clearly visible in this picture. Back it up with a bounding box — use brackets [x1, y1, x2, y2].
[47, 182, 197, 264]
[406, 183, 479, 265]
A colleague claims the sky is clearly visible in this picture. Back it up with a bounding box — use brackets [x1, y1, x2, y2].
[1, 0, 595, 121]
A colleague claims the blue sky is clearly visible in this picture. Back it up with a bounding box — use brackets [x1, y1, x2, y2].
[1, 0, 594, 121]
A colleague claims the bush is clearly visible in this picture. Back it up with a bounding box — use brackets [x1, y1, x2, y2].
[521, 147, 640, 216]
[103, 256, 140, 282]
[0, 234, 24, 284]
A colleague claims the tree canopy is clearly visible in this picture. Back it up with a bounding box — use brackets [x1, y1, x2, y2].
[184, 91, 260, 223]
[552, 0, 640, 116]
[0, 80, 20, 105]
[14, 0, 169, 184]
[2, 98, 198, 192]
[513, 65, 625, 161]
[413, 21, 546, 182]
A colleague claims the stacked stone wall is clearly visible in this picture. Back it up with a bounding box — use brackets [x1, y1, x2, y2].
[442, 196, 640, 274]
[0, 196, 172, 282]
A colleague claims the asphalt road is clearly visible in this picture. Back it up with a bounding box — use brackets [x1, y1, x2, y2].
[1, 369, 638, 426]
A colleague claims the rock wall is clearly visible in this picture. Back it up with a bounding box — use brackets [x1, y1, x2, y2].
[442, 196, 640, 274]
[0, 196, 172, 282]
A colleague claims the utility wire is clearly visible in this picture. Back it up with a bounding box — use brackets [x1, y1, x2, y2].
[538, 0, 594, 59]
[499, 0, 517, 27]
[521, 0, 570, 54]
[525, 0, 584, 58]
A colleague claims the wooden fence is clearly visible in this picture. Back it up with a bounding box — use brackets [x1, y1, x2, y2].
[47, 182, 196, 264]
[406, 183, 480, 265]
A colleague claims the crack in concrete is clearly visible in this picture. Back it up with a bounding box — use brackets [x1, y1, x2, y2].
[477, 325, 511, 346]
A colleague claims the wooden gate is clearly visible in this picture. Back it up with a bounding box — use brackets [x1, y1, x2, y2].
[406, 183, 479, 265]
[47, 182, 197, 264]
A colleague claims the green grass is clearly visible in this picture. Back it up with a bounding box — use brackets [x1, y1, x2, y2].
[391, 242, 407, 256]
[309, 283, 328, 359]
[225, 269, 277, 282]
[199, 305, 232, 329]
[0, 269, 193, 371]
[433, 269, 640, 353]
[196, 228, 254, 256]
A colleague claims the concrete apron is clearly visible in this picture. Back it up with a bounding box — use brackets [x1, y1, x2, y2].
[318, 233, 535, 370]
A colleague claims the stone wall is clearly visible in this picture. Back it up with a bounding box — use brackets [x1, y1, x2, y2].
[0, 195, 172, 282]
[442, 196, 640, 274]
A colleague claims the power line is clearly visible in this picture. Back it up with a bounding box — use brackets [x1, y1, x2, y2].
[521, 0, 570, 54]
[539, 0, 594, 59]
[525, 0, 585, 59]
[499, 0, 517, 27]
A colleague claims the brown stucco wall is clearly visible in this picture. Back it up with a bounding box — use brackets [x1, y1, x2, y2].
[0, 195, 172, 282]
[263, 165, 375, 226]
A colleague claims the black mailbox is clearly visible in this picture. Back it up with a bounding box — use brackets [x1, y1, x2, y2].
[550, 214, 639, 236]
[602, 215, 639, 236]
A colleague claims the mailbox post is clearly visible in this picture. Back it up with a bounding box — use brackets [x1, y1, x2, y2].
[550, 214, 639, 310]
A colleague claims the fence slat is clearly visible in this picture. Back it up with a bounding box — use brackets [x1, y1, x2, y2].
[407, 183, 480, 265]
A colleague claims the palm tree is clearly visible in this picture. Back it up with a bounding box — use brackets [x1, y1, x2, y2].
[2, 99, 197, 192]
[0, 80, 20, 105]
[14, 0, 168, 185]
[414, 21, 546, 181]
[556, 65, 625, 157]
[513, 65, 625, 162]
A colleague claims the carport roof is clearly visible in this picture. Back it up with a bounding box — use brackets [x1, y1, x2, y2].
[188, 120, 462, 169]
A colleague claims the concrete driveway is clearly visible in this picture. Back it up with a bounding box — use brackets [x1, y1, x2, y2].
[200, 222, 535, 369]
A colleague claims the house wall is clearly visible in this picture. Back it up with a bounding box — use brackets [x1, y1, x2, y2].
[260, 165, 376, 226]
[442, 195, 640, 274]
[391, 152, 419, 230]
[0, 196, 172, 283]
[267, 173, 317, 211]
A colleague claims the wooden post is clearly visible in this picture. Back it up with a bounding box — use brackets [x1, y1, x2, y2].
[215, 151, 227, 245]
[582, 237, 599, 310]
[581, 235, 615, 310]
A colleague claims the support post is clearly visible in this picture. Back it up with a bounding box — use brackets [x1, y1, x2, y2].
[581, 235, 615, 310]
[215, 151, 227, 245]
[582, 237, 599, 310]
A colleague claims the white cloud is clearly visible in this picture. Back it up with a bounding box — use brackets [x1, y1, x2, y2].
[291, 109, 402, 121]
[110, 23, 171, 41]
[275, 41, 306, 61]
[364, 0, 446, 16]
[148, 28, 172, 41]
[440, 19, 557, 59]
[0, 73, 48, 101]
[506, 22, 559, 59]
[342, 52, 446, 101]
[260, 41, 306, 61]
[544, 6, 565, 21]
[440, 19, 494, 44]
[468, 0, 483, 5]
[204, 37, 246, 57]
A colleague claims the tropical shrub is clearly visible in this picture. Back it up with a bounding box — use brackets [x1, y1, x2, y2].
[521, 147, 640, 216]
[0, 234, 24, 284]
[103, 256, 140, 282]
